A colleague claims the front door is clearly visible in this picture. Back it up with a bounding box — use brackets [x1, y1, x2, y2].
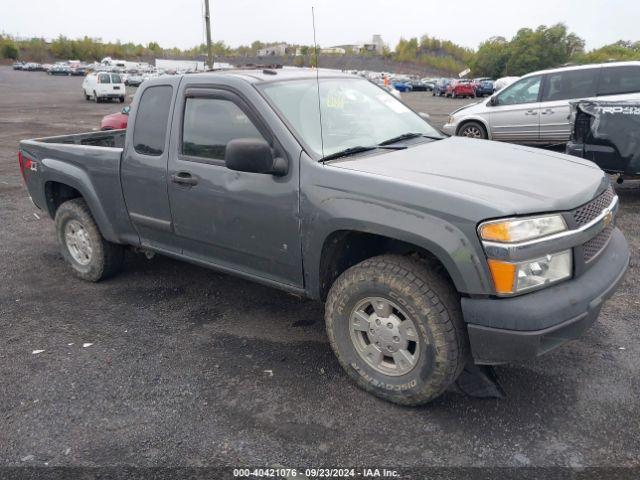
[489, 75, 543, 144]
[166, 88, 303, 288]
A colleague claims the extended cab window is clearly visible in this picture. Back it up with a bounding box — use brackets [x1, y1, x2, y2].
[133, 85, 173, 156]
[496, 76, 541, 105]
[598, 66, 640, 95]
[182, 97, 264, 160]
[98, 73, 111, 84]
[542, 69, 598, 101]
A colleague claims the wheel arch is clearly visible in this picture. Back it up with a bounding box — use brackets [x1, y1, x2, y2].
[316, 229, 460, 301]
[42, 165, 119, 243]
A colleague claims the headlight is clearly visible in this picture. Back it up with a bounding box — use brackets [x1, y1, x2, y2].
[479, 214, 567, 243]
[448, 115, 454, 124]
[487, 250, 572, 295]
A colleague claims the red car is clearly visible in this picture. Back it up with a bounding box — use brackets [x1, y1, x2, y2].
[446, 80, 476, 99]
[100, 105, 130, 130]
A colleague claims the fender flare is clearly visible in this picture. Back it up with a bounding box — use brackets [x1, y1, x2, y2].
[303, 205, 491, 299]
[42, 158, 119, 243]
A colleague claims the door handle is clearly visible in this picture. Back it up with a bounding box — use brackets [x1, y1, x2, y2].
[524, 110, 538, 116]
[541, 109, 555, 115]
[171, 172, 198, 186]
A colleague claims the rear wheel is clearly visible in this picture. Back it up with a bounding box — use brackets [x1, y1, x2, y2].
[119, 96, 125, 103]
[55, 198, 124, 282]
[325, 254, 468, 405]
[458, 121, 488, 139]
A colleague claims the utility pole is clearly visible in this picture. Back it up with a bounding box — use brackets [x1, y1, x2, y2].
[204, 0, 213, 70]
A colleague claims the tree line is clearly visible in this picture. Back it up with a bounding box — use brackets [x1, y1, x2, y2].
[2, 24, 639, 77]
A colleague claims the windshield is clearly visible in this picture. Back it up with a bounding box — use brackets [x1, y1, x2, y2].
[260, 78, 442, 158]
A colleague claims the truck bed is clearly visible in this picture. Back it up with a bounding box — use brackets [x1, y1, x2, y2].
[18, 129, 137, 246]
[33, 129, 126, 148]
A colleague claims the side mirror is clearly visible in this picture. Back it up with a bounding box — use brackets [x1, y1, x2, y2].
[488, 96, 498, 107]
[225, 138, 287, 176]
[122, 105, 130, 114]
[419, 112, 431, 120]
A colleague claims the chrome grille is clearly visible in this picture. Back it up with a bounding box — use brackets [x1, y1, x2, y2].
[572, 186, 615, 227]
[583, 224, 613, 262]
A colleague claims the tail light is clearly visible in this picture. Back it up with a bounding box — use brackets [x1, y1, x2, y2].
[18, 151, 33, 183]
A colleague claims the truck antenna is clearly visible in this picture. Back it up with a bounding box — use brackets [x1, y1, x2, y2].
[312, 6, 325, 160]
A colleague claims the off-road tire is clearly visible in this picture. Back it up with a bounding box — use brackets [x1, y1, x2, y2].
[55, 198, 124, 282]
[325, 254, 468, 405]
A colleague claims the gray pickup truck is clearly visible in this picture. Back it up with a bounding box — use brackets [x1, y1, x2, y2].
[19, 69, 629, 405]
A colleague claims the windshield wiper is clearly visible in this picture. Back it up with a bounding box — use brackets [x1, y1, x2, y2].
[320, 145, 378, 162]
[378, 132, 424, 146]
[378, 132, 443, 146]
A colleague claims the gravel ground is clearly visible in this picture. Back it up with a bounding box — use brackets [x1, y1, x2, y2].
[0, 67, 639, 470]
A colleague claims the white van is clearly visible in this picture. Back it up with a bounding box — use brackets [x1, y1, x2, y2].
[82, 72, 126, 103]
[443, 61, 640, 144]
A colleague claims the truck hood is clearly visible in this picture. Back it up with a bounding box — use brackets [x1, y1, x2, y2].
[331, 136, 608, 216]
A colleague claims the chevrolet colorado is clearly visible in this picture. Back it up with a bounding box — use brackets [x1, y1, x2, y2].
[18, 69, 629, 405]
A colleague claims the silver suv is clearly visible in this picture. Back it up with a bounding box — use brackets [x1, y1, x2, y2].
[443, 61, 640, 144]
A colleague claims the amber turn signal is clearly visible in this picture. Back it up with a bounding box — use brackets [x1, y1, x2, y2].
[487, 259, 516, 294]
[479, 222, 511, 242]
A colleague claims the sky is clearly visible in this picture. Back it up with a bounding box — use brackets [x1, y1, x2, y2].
[1, 0, 638, 52]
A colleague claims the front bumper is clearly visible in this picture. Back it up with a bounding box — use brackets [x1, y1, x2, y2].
[442, 123, 456, 135]
[462, 228, 629, 364]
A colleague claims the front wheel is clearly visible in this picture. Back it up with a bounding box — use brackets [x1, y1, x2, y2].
[458, 121, 488, 139]
[55, 198, 124, 282]
[325, 255, 468, 406]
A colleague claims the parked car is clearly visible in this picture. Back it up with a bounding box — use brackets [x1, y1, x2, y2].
[101, 105, 130, 130]
[24, 62, 44, 71]
[12, 61, 25, 70]
[393, 81, 413, 92]
[475, 79, 495, 97]
[82, 72, 126, 103]
[408, 80, 430, 91]
[70, 66, 87, 76]
[49, 64, 71, 76]
[125, 73, 144, 87]
[18, 69, 628, 406]
[443, 61, 640, 143]
[432, 78, 451, 96]
[420, 80, 436, 91]
[446, 79, 475, 98]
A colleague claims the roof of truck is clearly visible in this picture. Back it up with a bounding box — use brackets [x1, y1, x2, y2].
[186, 67, 354, 83]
